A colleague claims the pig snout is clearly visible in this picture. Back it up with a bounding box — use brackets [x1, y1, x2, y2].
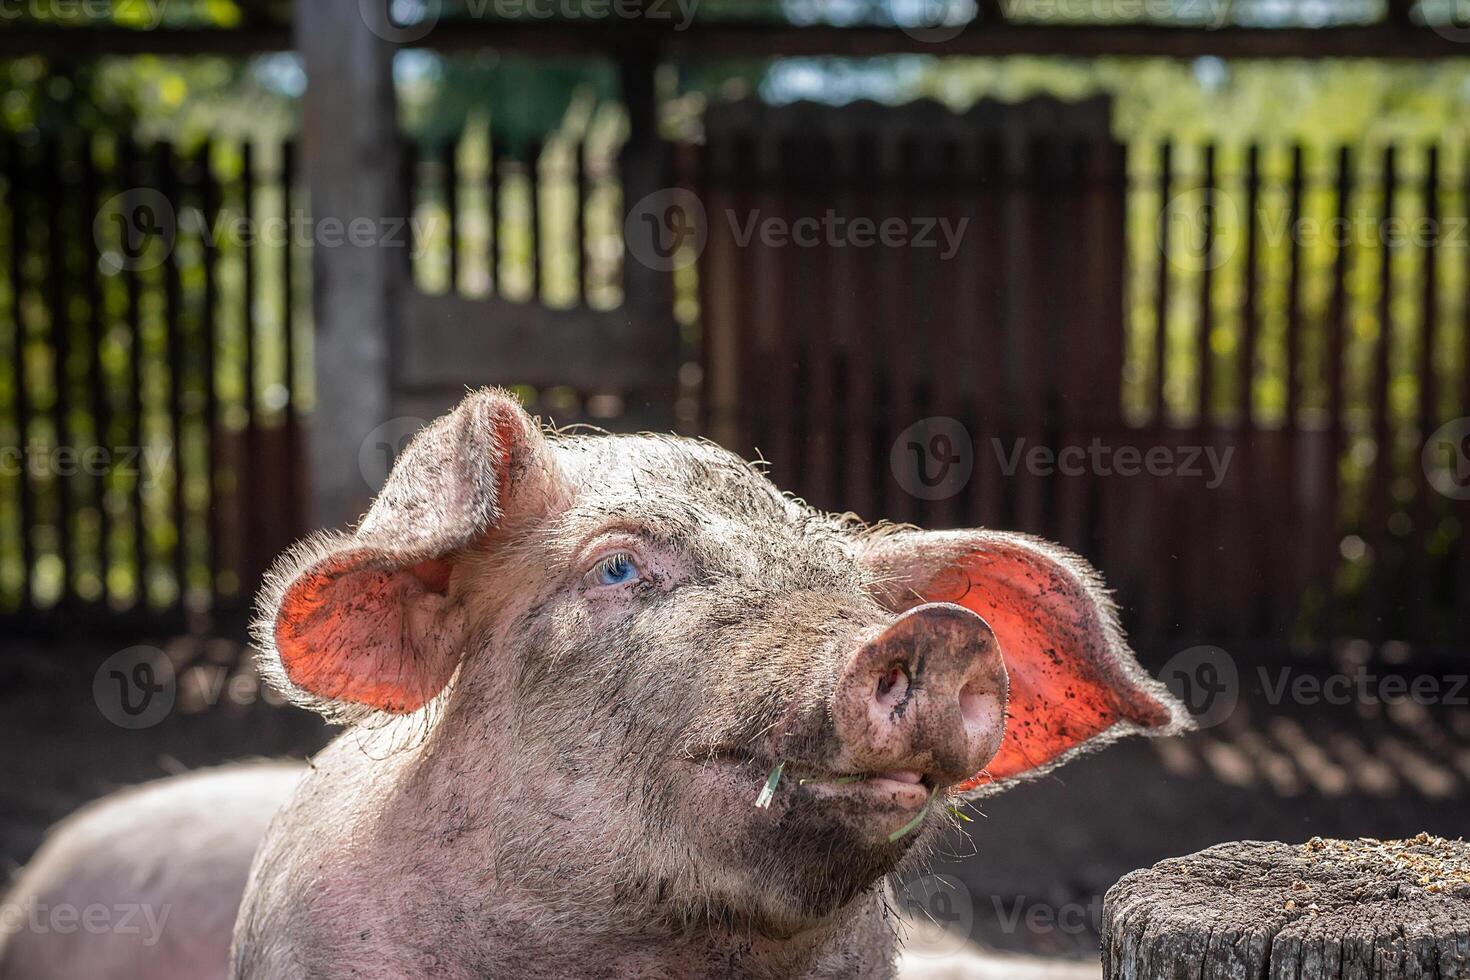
[831, 602, 1008, 788]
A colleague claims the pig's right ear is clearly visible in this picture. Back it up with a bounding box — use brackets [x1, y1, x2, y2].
[253, 388, 555, 720]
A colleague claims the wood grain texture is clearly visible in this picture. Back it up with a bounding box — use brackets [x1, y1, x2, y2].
[1103, 836, 1470, 979]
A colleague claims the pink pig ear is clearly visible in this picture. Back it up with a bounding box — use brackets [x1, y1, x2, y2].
[859, 528, 1190, 797]
[254, 388, 555, 720]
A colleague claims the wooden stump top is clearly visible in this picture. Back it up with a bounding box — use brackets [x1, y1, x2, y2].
[1103, 835, 1470, 980]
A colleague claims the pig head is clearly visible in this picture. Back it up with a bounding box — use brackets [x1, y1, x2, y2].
[248, 388, 1186, 970]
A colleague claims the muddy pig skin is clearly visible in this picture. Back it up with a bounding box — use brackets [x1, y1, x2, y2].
[1, 388, 1187, 980]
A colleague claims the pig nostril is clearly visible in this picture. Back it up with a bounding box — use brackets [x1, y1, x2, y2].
[957, 680, 1000, 739]
[874, 663, 910, 710]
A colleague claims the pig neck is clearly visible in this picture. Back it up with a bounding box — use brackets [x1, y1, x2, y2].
[357, 718, 903, 980]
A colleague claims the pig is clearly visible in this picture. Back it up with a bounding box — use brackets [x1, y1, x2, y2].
[2, 386, 1187, 980]
[0, 761, 301, 980]
[230, 388, 1186, 978]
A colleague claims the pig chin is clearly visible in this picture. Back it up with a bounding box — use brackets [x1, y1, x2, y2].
[676, 758, 924, 936]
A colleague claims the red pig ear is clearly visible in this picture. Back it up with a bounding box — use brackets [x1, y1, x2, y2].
[253, 388, 558, 721]
[859, 528, 1189, 797]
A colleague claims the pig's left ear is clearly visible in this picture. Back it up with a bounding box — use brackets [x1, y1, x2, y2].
[859, 528, 1190, 797]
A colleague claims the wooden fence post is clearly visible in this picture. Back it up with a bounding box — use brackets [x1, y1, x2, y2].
[293, 2, 404, 530]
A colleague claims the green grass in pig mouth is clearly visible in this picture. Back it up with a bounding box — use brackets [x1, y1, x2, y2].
[753, 761, 973, 842]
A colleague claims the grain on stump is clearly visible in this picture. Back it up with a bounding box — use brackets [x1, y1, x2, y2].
[1102, 834, 1470, 980]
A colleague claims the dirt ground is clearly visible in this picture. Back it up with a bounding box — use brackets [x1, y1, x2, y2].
[3, 633, 1467, 974]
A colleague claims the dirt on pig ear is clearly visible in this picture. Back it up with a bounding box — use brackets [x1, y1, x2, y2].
[252, 388, 560, 722]
[857, 526, 1191, 797]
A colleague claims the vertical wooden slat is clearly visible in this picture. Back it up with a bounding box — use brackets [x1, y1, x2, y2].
[122, 136, 147, 610]
[1181, 143, 1217, 634]
[799, 132, 834, 511]
[974, 136, 1004, 531]
[930, 136, 964, 531]
[487, 135, 502, 296]
[44, 134, 72, 603]
[1153, 141, 1172, 424]
[1240, 146, 1260, 429]
[1009, 134, 1044, 535]
[1368, 145, 1396, 638]
[574, 136, 589, 306]
[1054, 135, 1091, 552]
[241, 140, 260, 590]
[1322, 146, 1353, 640]
[81, 134, 108, 607]
[6, 137, 35, 609]
[198, 142, 221, 609]
[526, 139, 543, 303]
[1144, 139, 1176, 641]
[1236, 144, 1261, 631]
[698, 134, 733, 448]
[1093, 139, 1134, 632]
[281, 139, 301, 540]
[441, 137, 459, 294]
[157, 141, 187, 607]
[1459, 142, 1470, 627]
[768, 134, 800, 494]
[1283, 144, 1307, 632]
[880, 134, 918, 526]
[1413, 144, 1440, 629]
[841, 131, 878, 522]
[1196, 144, 1216, 428]
[402, 137, 420, 287]
[733, 133, 762, 459]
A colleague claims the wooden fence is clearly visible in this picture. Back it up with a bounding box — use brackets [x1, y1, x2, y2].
[3, 105, 1468, 649]
[397, 126, 687, 431]
[0, 134, 306, 633]
[694, 99, 1470, 649]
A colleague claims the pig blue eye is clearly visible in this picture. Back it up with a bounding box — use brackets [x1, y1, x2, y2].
[591, 553, 639, 587]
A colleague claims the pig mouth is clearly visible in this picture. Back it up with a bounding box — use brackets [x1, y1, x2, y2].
[701, 754, 938, 813]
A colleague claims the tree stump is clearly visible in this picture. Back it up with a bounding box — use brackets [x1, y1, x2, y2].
[1102, 835, 1470, 979]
